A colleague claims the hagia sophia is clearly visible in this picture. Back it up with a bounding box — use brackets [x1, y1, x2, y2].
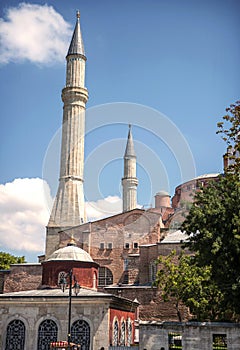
[0, 11, 237, 350]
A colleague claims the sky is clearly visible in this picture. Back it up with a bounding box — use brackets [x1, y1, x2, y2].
[0, 0, 239, 262]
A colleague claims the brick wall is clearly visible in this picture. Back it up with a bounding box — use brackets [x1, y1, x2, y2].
[3, 264, 42, 293]
[106, 286, 189, 322]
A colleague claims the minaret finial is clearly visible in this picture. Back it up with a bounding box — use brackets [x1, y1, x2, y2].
[76, 10, 80, 19]
[68, 234, 76, 246]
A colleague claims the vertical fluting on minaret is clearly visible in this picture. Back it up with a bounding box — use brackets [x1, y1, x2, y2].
[48, 12, 88, 227]
[122, 125, 138, 212]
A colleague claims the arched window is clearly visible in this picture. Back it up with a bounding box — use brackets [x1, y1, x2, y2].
[126, 318, 132, 346]
[119, 320, 126, 346]
[93, 272, 97, 289]
[112, 319, 119, 346]
[149, 260, 157, 283]
[98, 267, 113, 286]
[37, 319, 58, 350]
[58, 271, 66, 285]
[5, 319, 25, 350]
[71, 320, 90, 350]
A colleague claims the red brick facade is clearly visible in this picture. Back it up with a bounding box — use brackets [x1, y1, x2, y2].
[42, 260, 99, 289]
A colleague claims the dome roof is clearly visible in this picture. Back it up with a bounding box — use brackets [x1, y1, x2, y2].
[47, 245, 93, 263]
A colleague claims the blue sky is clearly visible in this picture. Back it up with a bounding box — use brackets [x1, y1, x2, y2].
[0, 0, 239, 262]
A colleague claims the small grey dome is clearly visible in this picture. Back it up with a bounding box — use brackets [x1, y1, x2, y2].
[47, 245, 93, 263]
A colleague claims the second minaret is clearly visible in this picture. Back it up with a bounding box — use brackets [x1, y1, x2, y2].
[122, 125, 138, 212]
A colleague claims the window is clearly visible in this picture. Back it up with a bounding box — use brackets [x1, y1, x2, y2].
[5, 319, 25, 350]
[112, 319, 119, 346]
[126, 318, 132, 346]
[100, 243, 104, 250]
[71, 320, 90, 350]
[119, 320, 126, 346]
[212, 334, 227, 350]
[123, 274, 129, 284]
[124, 259, 129, 271]
[133, 242, 138, 249]
[125, 242, 130, 249]
[58, 271, 66, 286]
[37, 319, 58, 350]
[107, 242, 113, 250]
[168, 332, 182, 349]
[149, 260, 157, 283]
[93, 272, 97, 289]
[98, 267, 113, 286]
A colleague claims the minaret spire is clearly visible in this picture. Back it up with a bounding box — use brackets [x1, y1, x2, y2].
[47, 12, 88, 229]
[122, 125, 138, 212]
[67, 11, 85, 56]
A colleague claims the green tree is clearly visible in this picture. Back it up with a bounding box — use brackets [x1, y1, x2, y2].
[181, 101, 240, 319]
[0, 251, 26, 270]
[181, 174, 240, 319]
[155, 251, 224, 321]
[217, 100, 240, 174]
[155, 102, 240, 321]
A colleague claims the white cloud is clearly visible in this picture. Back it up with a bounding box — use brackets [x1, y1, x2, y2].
[0, 177, 122, 260]
[0, 178, 52, 254]
[0, 3, 72, 65]
[86, 196, 122, 221]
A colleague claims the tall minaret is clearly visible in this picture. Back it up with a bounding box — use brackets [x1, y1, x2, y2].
[48, 11, 88, 228]
[122, 125, 138, 212]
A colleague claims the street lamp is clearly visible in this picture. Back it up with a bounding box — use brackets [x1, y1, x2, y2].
[59, 270, 81, 345]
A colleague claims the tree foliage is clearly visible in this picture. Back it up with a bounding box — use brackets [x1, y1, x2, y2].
[217, 100, 240, 174]
[156, 102, 240, 321]
[181, 173, 240, 319]
[155, 251, 224, 321]
[0, 251, 26, 270]
[181, 101, 240, 320]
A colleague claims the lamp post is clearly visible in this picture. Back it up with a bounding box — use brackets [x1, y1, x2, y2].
[59, 270, 81, 346]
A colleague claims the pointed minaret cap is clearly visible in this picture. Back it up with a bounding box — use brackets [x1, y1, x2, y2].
[124, 124, 136, 158]
[67, 10, 85, 56]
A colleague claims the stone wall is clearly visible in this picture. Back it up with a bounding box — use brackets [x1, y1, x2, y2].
[0, 297, 110, 350]
[3, 264, 42, 293]
[139, 321, 240, 350]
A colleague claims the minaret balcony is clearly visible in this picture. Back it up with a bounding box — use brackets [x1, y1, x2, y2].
[62, 86, 88, 105]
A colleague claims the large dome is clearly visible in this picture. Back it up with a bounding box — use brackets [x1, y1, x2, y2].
[47, 244, 93, 263]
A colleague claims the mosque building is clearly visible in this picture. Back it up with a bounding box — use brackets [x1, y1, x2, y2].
[0, 11, 227, 350]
